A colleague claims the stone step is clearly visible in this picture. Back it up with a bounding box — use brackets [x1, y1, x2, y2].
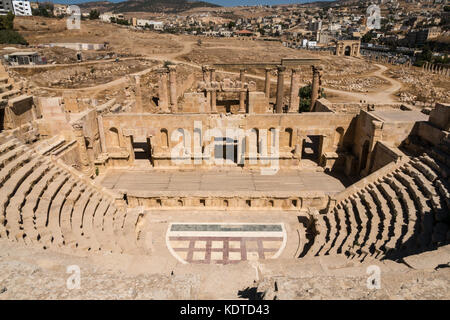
[359, 188, 380, 254]
[367, 185, 390, 247]
[431, 147, 450, 167]
[70, 190, 94, 251]
[405, 165, 444, 213]
[394, 170, 432, 218]
[102, 206, 123, 253]
[121, 207, 143, 253]
[340, 199, 359, 255]
[113, 208, 129, 252]
[348, 195, 366, 255]
[403, 165, 437, 199]
[378, 181, 403, 251]
[0, 83, 13, 93]
[5, 161, 53, 243]
[327, 208, 347, 255]
[321, 210, 339, 255]
[0, 89, 20, 100]
[0, 145, 27, 170]
[0, 138, 19, 156]
[296, 226, 308, 258]
[42, 180, 77, 248]
[34, 136, 66, 156]
[435, 180, 450, 212]
[0, 156, 42, 239]
[92, 199, 121, 253]
[21, 168, 60, 243]
[411, 158, 438, 182]
[33, 173, 69, 248]
[81, 193, 102, 252]
[306, 215, 327, 256]
[391, 171, 417, 217]
[59, 184, 84, 249]
[385, 174, 414, 250]
[0, 76, 9, 84]
[419, 154, 449, 179]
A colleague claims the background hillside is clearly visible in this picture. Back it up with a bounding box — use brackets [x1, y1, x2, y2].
[77, 0, 221, 13]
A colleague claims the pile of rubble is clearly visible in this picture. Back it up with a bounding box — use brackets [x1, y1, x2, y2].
[389, 68, 450, 104]
[323, 76, 388, 92]
[29, 60, 155, 88]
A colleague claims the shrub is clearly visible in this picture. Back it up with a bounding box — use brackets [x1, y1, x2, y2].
[0, 29, 28, 45]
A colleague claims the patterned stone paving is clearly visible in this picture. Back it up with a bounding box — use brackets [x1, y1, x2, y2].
[101, 170, 346, 194]
[167, 223, 286, 264]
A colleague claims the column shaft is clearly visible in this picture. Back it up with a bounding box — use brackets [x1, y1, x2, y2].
[264, 68, 271, 98]
[310, 65, 322, 110]
[158, 68, 169, 113]
[289, 68, 300, 113]
[275, 66, 286, 113]
[210, 68, 217, 113]
[168, 65, 177, 112]
[239, 69, 246, 113]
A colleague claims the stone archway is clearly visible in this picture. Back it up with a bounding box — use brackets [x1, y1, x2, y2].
[344, 46, 351, 56]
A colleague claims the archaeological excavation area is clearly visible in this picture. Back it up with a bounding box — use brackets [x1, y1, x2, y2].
[0, 52, 449, 299]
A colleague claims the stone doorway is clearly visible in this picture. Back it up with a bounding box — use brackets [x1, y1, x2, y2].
[214, 137, 240, 165]
[132, 136, 152, 167]
[0, 108, 4, 132]
[360, 140, 370, 173]
[301, 135, 322, 164]
[344, 46, 351, 56]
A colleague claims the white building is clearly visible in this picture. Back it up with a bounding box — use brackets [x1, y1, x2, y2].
[136, 19, 164, 30]
[0, 0, 14, 15]
[12, 0, 32, 16]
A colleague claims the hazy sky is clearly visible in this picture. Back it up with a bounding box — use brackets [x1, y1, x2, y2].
[51, 0, 321, 7]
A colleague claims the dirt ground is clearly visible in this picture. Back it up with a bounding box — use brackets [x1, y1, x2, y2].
[10, 16, 448, 107]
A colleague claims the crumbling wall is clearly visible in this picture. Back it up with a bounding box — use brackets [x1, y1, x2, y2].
[3, 95, 36, 130]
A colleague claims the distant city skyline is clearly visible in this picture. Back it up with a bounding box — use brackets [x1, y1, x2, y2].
[39, 0, 324, 7]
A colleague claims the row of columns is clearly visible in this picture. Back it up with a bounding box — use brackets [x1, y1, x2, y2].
[366, 54, 449, 77]
[202, 65, 247, 113]
[270, 65, 322, 113]
[423, 62, 449, 76]
[157, 65, 178, 113]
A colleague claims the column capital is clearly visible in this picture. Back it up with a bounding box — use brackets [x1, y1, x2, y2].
[157, 67, 169, 74]
[277, 65, 286, 72]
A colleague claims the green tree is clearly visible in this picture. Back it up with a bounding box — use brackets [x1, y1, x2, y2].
[361, 31, 373, 43]
[89, 10, 100, 20]
[0, 11, 14, 30]
[299, 84, 312, 112]
[298, 84, 325, 112]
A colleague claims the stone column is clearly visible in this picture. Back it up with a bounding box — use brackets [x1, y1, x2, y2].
[124, 134, 135, 164]
[288, 68, 300, 113]
[134, 75, 143, 113]
[73, 122, 91, 173]
[157, 68, 170, 113]
[202, 65, 211, 113]
[239, 69, 246, 113]
[275, 65, 286, 113]
[310, 65, 322, 110]
[168, 65, 177, 112]
[210, 67, 217, 113]
[97, 115, 107, 153]
[264, 68, 271, 98]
